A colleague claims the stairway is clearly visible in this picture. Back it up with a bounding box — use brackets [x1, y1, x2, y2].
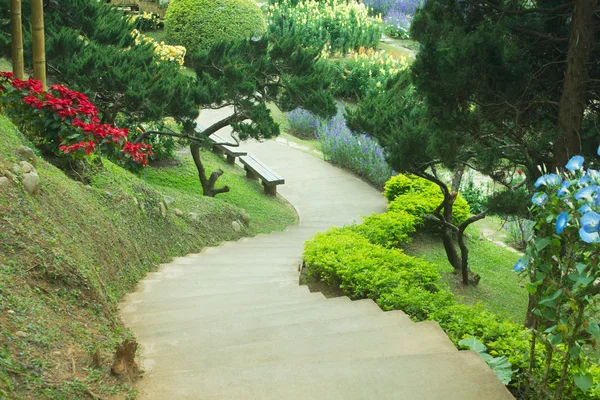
[120, 111, 513, 399]
[121, 226, 513, 399]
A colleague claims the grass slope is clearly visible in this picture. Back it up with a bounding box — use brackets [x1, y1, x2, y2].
[0, 115, 296, 399]
[404, 224, 528, 324]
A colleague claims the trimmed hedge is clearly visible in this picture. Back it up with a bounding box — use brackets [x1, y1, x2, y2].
[353, 210, 418, 248]
[385, 173, 470, 227]
[165, 0, 266, 54]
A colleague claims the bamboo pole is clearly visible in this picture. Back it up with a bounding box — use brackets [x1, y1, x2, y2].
[31, 0, 46, 90]
[10, 0, 25, 79]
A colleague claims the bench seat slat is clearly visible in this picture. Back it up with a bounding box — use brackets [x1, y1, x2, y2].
[240, 156, 285, 185]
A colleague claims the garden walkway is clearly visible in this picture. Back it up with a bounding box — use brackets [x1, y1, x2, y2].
[119, 109, 513, 399]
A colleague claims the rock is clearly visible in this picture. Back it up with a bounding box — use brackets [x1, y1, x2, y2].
[16, 146, 38, 166]
[152, 207, 160, 216]
[105, 191, 112, 197]
[0, 176, 9, 188]
[174, 208, 183, 217]
[188, 212, 198, 223]
[232, 220, 242, 233]
[7, 310, 15, 314]
[19, 161, 35, 174]
[14, 331, 28, 338]
[240, 212, 251, 226]
[85, 185, 92, 190]
[160, 202, 167, 218]
[11, 164, 21, 175]
[163, 196, 175, 209]
[22, 172, 40, 195]
[133, 197, 139, 206]
[139, 202, 145, 212]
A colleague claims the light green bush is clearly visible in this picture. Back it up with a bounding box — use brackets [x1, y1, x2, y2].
[385, 173, 471, 227]
[165, 0, 266, 54]
[352, 210, 418, 248]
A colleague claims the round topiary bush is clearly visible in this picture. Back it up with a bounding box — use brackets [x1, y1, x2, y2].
[165, 0, 266, 55]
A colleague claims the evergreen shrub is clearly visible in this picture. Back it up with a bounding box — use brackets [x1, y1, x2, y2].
[165, 0, 266, 54]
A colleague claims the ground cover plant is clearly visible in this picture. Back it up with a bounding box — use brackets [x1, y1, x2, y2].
[267, 0, 383, 54]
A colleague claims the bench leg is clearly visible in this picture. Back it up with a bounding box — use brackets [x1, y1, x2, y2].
[263, 182, 277, 196]
[226, 154, 236, 164]
[213, 145, 224, 156]
[245, 167, 258, 180]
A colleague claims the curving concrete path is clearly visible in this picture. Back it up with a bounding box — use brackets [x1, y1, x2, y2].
[119, 110, 513, 399]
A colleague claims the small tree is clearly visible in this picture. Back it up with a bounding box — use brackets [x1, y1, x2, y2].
[348, 71, 489, 284]
[137, 35, 336, 196]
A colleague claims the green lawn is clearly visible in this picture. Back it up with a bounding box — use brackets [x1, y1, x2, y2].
[404, 222, 528, 324]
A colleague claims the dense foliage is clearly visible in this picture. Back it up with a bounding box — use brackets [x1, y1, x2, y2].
[0, 73, 152, 169]
[0, 0, 200, 132]
[409, 0, 600, 175]
[515, 154, 600, 397]
[364, 0, 423, 39]
[165, 0, 266, 54]
[267, 0, 383, 53]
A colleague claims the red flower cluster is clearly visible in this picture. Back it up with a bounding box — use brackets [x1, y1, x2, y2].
[0, 73, 152, 167]
[59, 141, 96, 155]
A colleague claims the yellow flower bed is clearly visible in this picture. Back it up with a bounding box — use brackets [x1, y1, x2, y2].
[131, 29, 186, 66]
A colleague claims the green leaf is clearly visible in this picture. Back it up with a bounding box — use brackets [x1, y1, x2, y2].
[548, 333, 562, 345]
[535, 237, 552, 251]
[574, 373, 593, 393]
[588, 322, 600, 337]
[458, 337, 487, 354]
[486, 356, 514, 385]
[576, 263, 588, 275]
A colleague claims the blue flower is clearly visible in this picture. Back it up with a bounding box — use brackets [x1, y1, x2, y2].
[579, 211, 600, 243]
[557, 180, 571, 197]
[566, 155, 584, 172]
[575, 186, 600, 202]
[532, 192, 548, 206]
[513, 259, 527, 272]
[534, 173, 560, 188]
[556, 212, 569, 234]
[579, 204, 592, 214]
[579, 174, 592, 186]
[588, 169, 600, 181]
[597, 144, 600, 157]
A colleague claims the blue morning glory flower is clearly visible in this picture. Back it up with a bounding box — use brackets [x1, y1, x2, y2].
[574, 186, 599, 202]
[588, 169, 600, 181]
[579, 174, 592, 186]
[513, 259, 527, 272]
[566, 155, 584, 172]
[556, 212, 569, 234]
[557, 180, 571, 197]
[579, 204, 592, 214]
[579, 211, 600, 243]
[597, 144, 600, 157]
[532, 192, 548, 206]
[534, 173, 561, 188]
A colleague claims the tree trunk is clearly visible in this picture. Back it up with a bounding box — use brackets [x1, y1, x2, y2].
[441, 194, 461, 270]
[190, 142, 230, 197]
[31, 0, 46, 90]
[525, 293, 537, 328]
[10, 0, 24, 80]
[553, 0, 596, 168]
[457, 212, 486, 286]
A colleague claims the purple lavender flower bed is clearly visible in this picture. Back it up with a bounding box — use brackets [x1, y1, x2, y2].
[317, 104, 393, 187]
[286, 108, 322, 140]
[364, 0, 423, 39]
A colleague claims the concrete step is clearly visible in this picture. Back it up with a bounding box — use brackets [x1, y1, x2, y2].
[142, 321, 457, 372]
[121, 284, 322, 315]
[137, 351, 513, 400]
[144, 268, 299, 281]
[140, 310, 414, 354]
[126, 298, 384, 333]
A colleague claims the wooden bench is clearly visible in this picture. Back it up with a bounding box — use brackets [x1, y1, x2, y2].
[239, 155, 285, 196]
[208, 133, 247, 164]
